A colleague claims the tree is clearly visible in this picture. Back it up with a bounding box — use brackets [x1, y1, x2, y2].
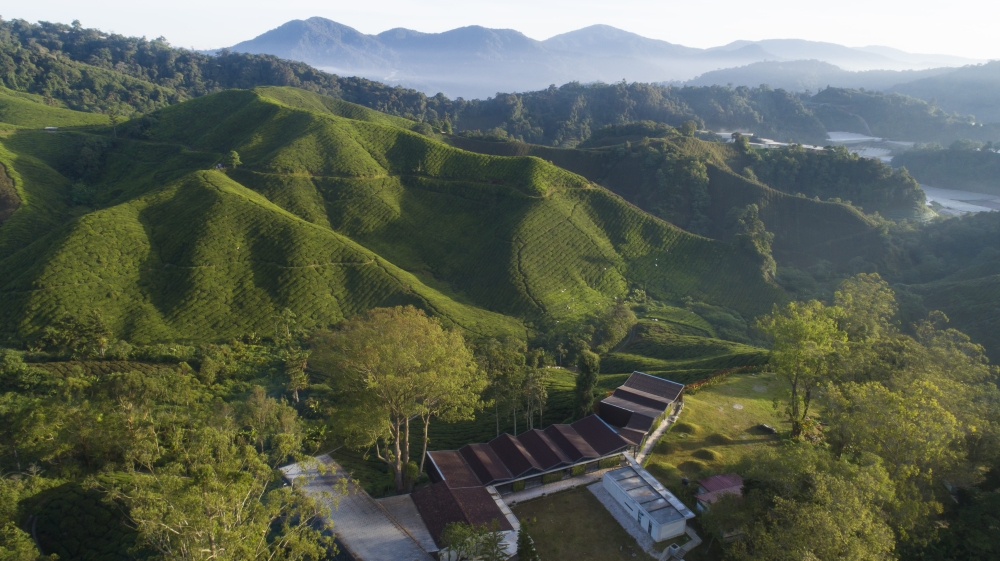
[521, 368, 549, 430]
[284, 350, 310, 403]
[834, 273, 897, 342]
[224, 150, 241, 168]
[593, 301, 636, 353]
[477, 337, 527, 437]
[732, 204, 776, 280]
[516, 522, 540, 561]
[311, 306, 483, 492]
[679, 120, 698, 137]
[707, 446, 897, 561]
[825, 380, 962, 483]
[758, 301, 845, 438]
[575, 350, 600, 419]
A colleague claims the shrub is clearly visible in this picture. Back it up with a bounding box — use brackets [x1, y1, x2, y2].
[571, 464, 586, 477]
[678, 460, 707, 475]
[692, 449, 722, 461]
[512, 480, 525, 492]
[599, 455, 622, 469]
[541, 472, 564, 485]
[672, 422, 701, 435]
[705, 433, 734, 446]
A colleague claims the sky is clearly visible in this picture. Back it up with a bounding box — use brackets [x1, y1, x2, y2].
[6, 0, 1000, 59]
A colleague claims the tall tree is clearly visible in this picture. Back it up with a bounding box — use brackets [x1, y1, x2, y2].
[311, 306, 482, 492]
[758, 300, 845, 437]
[575, 350, 600, 419]
[477, 337, 527, 437]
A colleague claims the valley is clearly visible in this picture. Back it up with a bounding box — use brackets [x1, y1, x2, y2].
[0, 13, 999, 561]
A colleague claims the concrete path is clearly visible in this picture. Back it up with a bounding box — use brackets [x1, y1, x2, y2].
[501, 468, 616, 505]
[636, 402, 684, 464]
[281, 455, 433, 561]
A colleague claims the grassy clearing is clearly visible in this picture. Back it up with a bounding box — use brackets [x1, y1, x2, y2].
[643, 372, 791, 506]
[511, 486, 655, 560]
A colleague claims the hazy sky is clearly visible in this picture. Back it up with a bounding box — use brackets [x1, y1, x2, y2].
[6, 0, 999, 59]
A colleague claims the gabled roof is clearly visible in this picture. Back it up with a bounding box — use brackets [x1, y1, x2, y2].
[570, 415, 630, 456]
[616, 427, 647, 447]
[601, 394, 665, 421]
[411, 482, 513, 547]
[488, 433, 542, 478]
[613, 386, 672, 411]
[459, 443, 512, 485]
[622, 371, 684, 402]
[426, 450, 481, 488]
[543, 424, 600, 461]
[517, 429, 571, 470]
[698, 472, 744, 494]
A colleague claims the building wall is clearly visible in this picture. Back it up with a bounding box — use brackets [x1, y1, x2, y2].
[602, 471, 687, 543]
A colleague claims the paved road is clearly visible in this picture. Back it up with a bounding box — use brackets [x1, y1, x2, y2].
[281, 455, 434, 561]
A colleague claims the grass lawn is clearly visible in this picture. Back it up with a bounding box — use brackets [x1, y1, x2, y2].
[511, 486, 657, 560]
[644, 371, 791, 492]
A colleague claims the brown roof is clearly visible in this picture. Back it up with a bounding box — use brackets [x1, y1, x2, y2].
[695, 487, 742, 505]
[623, 371, 684, 401]
[489, 433, 542, 478]
[598, 400, 634, 428]
[616, 427, 647, 446]
[411, 482, 513, 547]
[426, 450, 481, 488]
[543, 424, 600, 461]
[613, 386, 672, 412]
[516, 429, 571, 470]
[625, 413, 655, 432]
[459, 443, 512, 485]
[600, 394, 664, 422]
[571, 415, 630, 456]
[698, 472, 744, 493]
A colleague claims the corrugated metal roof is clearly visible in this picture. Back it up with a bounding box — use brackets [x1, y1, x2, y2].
[571, 415, 630, 456]
[516, 429, 571, 470]
[427, 450, 482, 488]
[698, 473, 744, 494]
[543, 424, 600, 461]
[411, 482, 512, 547]
[488, 433, 542, 478]
[622, 371, 684, 401]
[459, 443, 512, 485]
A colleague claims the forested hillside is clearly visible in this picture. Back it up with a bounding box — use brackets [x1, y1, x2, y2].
[4, 19, 995, 152]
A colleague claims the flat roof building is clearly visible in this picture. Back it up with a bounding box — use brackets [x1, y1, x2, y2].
[603, 457, 695, 542]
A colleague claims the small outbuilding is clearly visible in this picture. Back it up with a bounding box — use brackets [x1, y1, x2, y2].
[602, 457, 695, 541]
[694, 472, 743, 511]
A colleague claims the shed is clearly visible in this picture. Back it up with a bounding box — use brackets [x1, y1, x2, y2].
[602, 458, 695, 542]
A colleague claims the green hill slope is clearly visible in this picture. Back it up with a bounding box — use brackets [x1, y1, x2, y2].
[0, 87, 785, 343]
[448, 134, 888, 266]
[0, 87, 109, 128]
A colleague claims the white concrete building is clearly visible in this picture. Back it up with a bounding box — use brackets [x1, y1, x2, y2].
[602, 457, 695, 542]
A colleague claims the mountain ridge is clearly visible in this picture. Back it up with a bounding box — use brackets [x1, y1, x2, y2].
[221, 18, 981, 98]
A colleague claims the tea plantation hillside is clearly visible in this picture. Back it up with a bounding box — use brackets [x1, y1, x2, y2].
[0, 87, 109, 128]
[0, 87, 785, 343]
[448, 134, 889, 266]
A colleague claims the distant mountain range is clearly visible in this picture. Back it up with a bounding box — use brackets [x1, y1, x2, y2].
[220, 18, 983, 99]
